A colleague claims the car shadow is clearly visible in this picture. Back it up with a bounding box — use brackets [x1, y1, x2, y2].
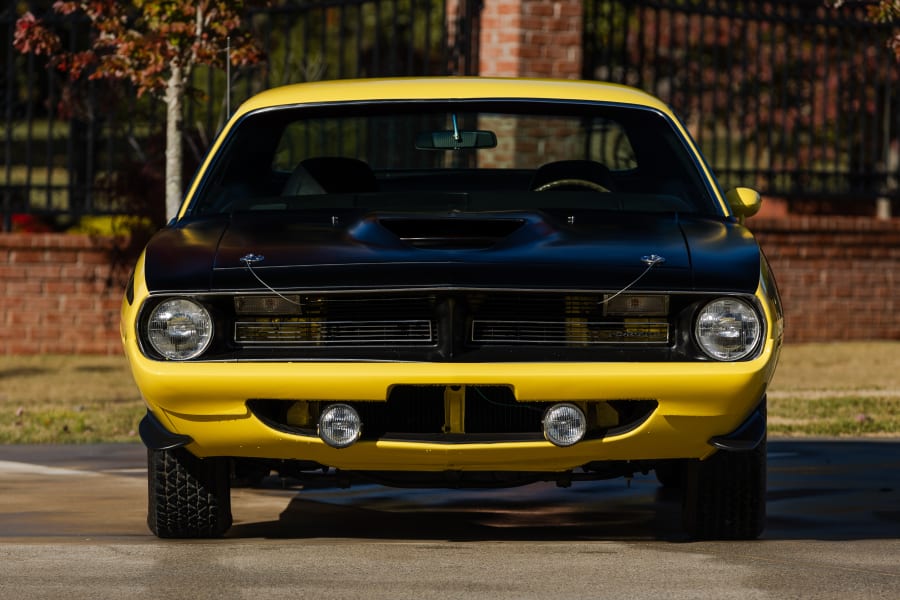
[226, 440, 900, 542]
[228, 478, 685, 541]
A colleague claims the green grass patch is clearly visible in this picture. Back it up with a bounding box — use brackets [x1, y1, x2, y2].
[1, 404, 142, 444]
[768, 394, 900, 437]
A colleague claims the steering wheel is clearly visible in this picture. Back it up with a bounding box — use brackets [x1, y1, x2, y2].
[534, 178, 611, 193]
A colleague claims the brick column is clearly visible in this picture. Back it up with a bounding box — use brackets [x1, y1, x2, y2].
[453, 1, 584, 168]
[479, 0, 583, 78]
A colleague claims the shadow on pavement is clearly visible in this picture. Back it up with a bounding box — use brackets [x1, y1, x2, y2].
[227, 440, 900, 542]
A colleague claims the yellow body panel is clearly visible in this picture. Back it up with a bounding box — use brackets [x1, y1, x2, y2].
[127, 346, 776, 470]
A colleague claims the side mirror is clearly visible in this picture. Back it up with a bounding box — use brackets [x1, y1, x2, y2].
[725, 187, 761, 222]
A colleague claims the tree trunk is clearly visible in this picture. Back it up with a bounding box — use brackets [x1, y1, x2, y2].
[164, 64, 184, 223]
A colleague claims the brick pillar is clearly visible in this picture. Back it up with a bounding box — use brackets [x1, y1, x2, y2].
[479, 0, 583, 78]
[454, 1, 584, 168]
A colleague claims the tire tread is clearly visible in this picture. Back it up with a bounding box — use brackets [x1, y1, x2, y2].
[147, 448, 232, 538]
[682, 438, 767, 540]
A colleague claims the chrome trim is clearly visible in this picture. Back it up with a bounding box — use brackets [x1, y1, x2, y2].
[144, 287, 749, 297]
[235, 319, 433, 346]
[471, 320, 669, 345]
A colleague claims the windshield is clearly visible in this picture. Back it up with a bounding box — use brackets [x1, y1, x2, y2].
[189, 100, 719, 216]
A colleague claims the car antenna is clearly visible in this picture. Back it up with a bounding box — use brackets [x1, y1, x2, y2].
[226, 36, 231, 119]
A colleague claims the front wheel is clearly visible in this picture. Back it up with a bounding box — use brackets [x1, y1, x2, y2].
[681, 437, 767, 540]
[147, 447, 232, 538]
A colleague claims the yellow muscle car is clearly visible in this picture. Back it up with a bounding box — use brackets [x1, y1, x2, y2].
[121, 77, 783, 539]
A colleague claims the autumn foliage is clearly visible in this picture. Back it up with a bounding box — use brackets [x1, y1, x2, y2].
[14, 1, 265, 221]
[14, 1, 263, 95]
[831, 1, 900, 58]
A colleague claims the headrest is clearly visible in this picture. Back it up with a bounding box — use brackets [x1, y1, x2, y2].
[283, 156, 378, 195]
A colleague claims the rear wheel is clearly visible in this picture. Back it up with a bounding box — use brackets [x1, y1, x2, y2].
[682, 438, 766, 540]
[147, 447, 232, 538]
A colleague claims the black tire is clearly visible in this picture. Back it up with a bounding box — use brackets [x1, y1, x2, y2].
[682, 437, 766, 540]
[147, 447, 232, 538]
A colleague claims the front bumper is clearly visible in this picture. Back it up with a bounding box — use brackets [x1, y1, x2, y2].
[126, 338, 779, 472]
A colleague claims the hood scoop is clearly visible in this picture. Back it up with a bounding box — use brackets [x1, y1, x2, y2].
[377, 217, 526, 250]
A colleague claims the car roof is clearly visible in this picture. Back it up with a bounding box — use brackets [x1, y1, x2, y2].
[233, 77, 673, 117]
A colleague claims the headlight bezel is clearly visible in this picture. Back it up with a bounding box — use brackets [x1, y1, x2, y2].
[141, 297, 215, 361]
[693, 296, 764, 362]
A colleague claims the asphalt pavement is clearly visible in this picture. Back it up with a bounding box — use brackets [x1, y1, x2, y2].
[0, 439, 897, 599]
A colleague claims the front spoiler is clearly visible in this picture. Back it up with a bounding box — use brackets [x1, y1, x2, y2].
[139, 410, 193, 451]
[140, 396, 771, 472]
[709, 398, 767, 451]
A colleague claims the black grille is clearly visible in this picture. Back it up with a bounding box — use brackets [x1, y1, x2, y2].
[235, 319, 433, 345]
[471, 320, 668, 344]
[466, 294, 665, 341]
[357, 386, 545, 438]
[232, 294, 439, 347]
[356, 386, 446, 436]
[464, 386, 546, 434]
[225, 291, 686, 361]
[248, 391, 658, 443]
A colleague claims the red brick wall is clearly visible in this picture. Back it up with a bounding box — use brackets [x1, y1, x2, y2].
[478, 0, 582, 78]
[1, 217, 897, 354]
[750, 216, 900, 343]
[1, 234, 128, 355]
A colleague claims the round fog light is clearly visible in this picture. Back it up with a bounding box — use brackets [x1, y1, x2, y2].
[318, 404, 362, 448]
[542, 403, 587, 447]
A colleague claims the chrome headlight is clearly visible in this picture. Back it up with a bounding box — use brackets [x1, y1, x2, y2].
[694, 297, 761, 361]
[146, 298, 213, 360]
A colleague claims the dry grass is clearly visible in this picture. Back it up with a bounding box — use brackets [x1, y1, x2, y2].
[769, 341, 900, 392]
[0, 355, 142, 443]
[767, 341, 900, 437]
[0, 342, 898, 443]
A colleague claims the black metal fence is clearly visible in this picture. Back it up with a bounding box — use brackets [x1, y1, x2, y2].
[585, 0, 900, 206]
[4, 0, 900, 230]
[1, 0, 479, 231]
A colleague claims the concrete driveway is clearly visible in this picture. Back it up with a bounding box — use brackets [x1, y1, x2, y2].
[0, 440, 897, 599]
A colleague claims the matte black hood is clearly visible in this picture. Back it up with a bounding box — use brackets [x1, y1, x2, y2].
[143, 210, 761, 294]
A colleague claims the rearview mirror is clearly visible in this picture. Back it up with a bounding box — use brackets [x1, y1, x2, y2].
[416, 112, 497, 150]
[415, 129, 497, 150]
